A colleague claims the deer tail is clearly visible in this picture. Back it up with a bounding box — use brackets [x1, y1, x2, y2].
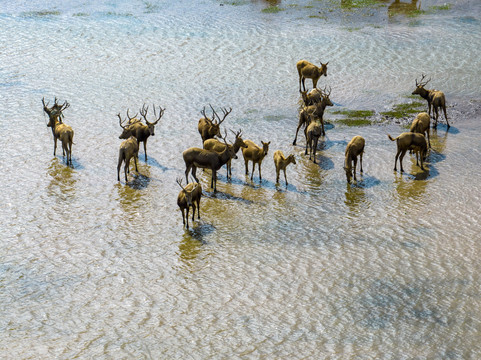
[387, 134, 397, 142]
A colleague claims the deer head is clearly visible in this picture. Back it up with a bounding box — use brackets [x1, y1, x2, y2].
[319, 86, 333, 107]
[231, 129, 248, 150]
[176, 177, 198, 208]
[319, 61, 329, 77]
[140, 103, 165, 136]
[42, 97, 70, 127]
[412, 74, 431, 95]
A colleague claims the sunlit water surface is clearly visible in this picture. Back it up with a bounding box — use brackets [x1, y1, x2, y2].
[1, 0, 481, 358]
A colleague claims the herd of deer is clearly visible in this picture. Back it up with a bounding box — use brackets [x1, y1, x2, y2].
[42, 61, 449, 228]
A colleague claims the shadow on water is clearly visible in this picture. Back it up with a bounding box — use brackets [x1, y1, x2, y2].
[202, 189, 254, 205]
[127, 173, 151, 190]
[144, 156, 175, 172]
[348, 174, 382, 189]
[394, 171, 429, 199]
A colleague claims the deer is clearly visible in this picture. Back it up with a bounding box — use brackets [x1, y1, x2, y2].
[304, 117, 322, 163]
[299, 88, 321, 107]
[198, 105, 232, 143]
[344, 136, 365, 183]
[273, 150, 296, 185]
[388, 132, 427, 173]
[410, 112, 431, 148]
[183, 132, 237, 192]
[117, 136, 139, 182]
[118, 103, 165, 161]
[42, 97, 74, 165]
[241, 139, 270, 181]
[297, 59, 329, 92]
[176, 177, 202, 229]
[203, 129, 247, 179]
[412, 74, 450, 128]
[293, 86, 333, 145]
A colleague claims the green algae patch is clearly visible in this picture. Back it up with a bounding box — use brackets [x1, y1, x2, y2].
[262, 6, 285, 13]
[331, 109, 375, 126]
[22, 10, 61, 17]
[380, 102, 425, 119]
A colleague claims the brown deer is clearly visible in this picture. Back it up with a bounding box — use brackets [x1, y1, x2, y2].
[183, 132, 237, 192]
[118, 103, 165, 161]
[304, 118, 322, 163]
[412, 74, 449, 128]
[294, 86, 333, 145]
[299, 88, 321, 107]
[203, 129, 247, 179]
[410, 112, 431, 148]
[388, 132, 427, 172]
[273, 150, 296, 185]
[197, 105, 232, 143]
[42, 97, 74, 165]
[344, 136, 365, 183]
[117, 136, 139, 182]
[297, 59, 329, 92]
[176, 177, 202, 229]
[241, 140, 270, 181]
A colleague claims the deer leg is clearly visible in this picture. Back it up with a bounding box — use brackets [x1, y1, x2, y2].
[284, 169, 288, 185]
[133, 154, 138, 173]
[212, 170, 217, 192]
[196, 199, 201, 219]
[143, 140, 148, 161]
[360, 152, 363, 173]
[276, 168, 280, 184]
[301, 77, 306, 92]
[258, 162, 262, 180]
[117, 159, 122, 182]
[191, 204, 196, 222]
[124, 159, 129, 182]
[186, 207, 190, 228]
[443, 106, 450, 128]
[352, 156, 357, 181]
[321, 118, 325, 136]
[192, 166, 198, 183]
[227, 159, 231, 179]
[244, 158, 249, 175]
[399, 150, 407, 173]
[313, 138, 318, 164]
[185, 165, 192, 184]
[250, 162, 255, 181]
[53, 137, 58, 156]
[181, 209, 186, 227]
[394, 149, 401, 172]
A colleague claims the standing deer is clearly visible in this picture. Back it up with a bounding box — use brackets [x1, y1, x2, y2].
[117, 136, 139, 182]
[118, 103, 165, 161]
[410, 112, 431, 148]
[198, 105, 232, 143]
[304, 118, 322, 163]
[42, 97, 74, 165]
[176, 177, 202, 229]
[241, 140, 270, 181]
[344, 136, 365, 183]
[297, 59, 329, 92]
[388, 132, 427, 172]
[294, 86, 333, 145]
[299, 88, 321, 107]
[183, 132, 237, 192]
[412, 74, 449, 128]
[273, 150, 296, 185]
[203, 129, 247, 179]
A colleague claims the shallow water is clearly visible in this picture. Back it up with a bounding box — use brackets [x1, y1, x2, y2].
[1, 0, 481, 358]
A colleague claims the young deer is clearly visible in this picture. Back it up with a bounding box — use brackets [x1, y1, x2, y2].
[412, 74, 449, 128]
[410, 112, 431, 148]
[42, 97, 74, 165]
[118, 104, 165, 161]
[388, 132, 427, 172]
[176, 177, 202, 229]
[117, 136, 139, 182]
[183, 132, 237, 192]
[297, 59, 329, 92]
[241, 140, 270, 181]
[344, 136, 365, 183]
[203, 129, 247, 179]
[273, 150, 296, 185]
[198, 105, 232, 143]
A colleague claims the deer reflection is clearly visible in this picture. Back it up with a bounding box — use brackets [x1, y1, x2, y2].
[344, 184, 369, 218]
[47, 158, 77, 201]
[394, 171, 428, 201]
[388, 0, 420, 17]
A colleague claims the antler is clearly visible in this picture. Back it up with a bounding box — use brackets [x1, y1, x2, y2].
[416, 74, 431, 87]
[126, 108, 139, 124]
[118, 113, 127, 129]
[230, 129, 242, 139]
[176, 177, 186, 190]
[320, 85, 331, 97]
[217, 107, 232, 125]
[220, 128, 230, 145]
[140, 103, 164, 125]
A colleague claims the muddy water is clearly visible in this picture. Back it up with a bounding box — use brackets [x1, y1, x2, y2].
[1, 0, 481, 358]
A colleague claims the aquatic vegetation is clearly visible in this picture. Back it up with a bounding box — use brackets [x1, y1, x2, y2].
[21, 10, 61, 17]
[331, 109, 375, 126]
[262, 6, 285, 13]
[380, 102, 425, 119]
